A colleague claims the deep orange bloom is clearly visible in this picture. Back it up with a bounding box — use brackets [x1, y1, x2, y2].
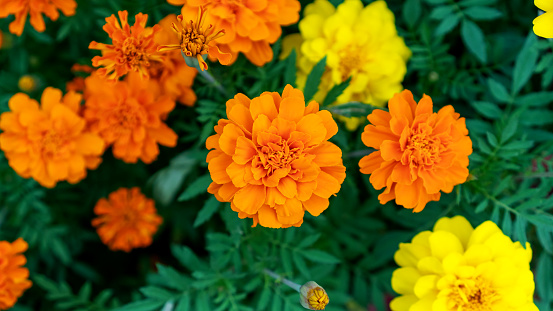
[206, 85, 346, 228]
[152, 14, 198, 106]
[158, 7, 231, 71]
[83, 71, 178, 164]
[89, 11, 162, 81]
[181, 0, 300, 67]
[0, 87, 104, 188]
[92, 187, 162, 252]
[359, 90, 472, 212]
[0, 238, 32, 310]
[0, 0, 76, 36]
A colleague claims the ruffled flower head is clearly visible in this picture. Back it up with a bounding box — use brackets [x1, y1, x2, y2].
[391, 216, 538, 311]
[180, 0, 301, 67]
[83, 72, 178, 164]
[0, 238, 32, 310]
[0, 0, 76, 35]
[359, 90, 472, 212]
[206, 85, 346, 228]
[158, 7, 231, 71]
[0, 87, 105, 188]
[92, 187, 162, 252]
[533, 0, 553, 38]
[89, 11, 162, 81]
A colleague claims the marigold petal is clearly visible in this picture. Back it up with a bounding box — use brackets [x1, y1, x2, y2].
[303, 193, 329, 216]
[278, 97, 305, 123]
[228, 103, 254, 135]
[313, 170, 341, 198]
[275, 198, 304, 225]
[257, 205, 281, 228]
[311, 142, 343, 167]
[76, 133, 104, 155]
[359, 151, 384, 175]
[233, 184, 266, 214]
[219, 123, 245, 156]
[226, 162, 247, 188]
[250, 93, 278, 121]
[277, 176, 297, 198]
[208, 154, 233, 184]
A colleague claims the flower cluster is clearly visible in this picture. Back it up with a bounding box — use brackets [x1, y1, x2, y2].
[0, 87, 104, 188]
[178, 0, 301, 67]
[283, 0, 411, 130]
[533, 0, 553, 38]
[0, 0, 76, 35]
[0, 238, 32, 310]
[206, 85, 346, 228]
[92, 187, 162, 252]
[391, 216, 538, 311]
[359, 90, 472, 212]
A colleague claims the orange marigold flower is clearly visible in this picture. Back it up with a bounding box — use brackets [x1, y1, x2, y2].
[181, 0, 300, 67]
[92, 187, 162, 252]
[359, 90, 473, 212]
[0, 87, 104, 188]
[158, 7, 231, 71]
[89, 11, 162, 81]
[0, 238, 32, 310]
[83, 71, 178, 164]
[0, 0, 76, 36]
[206, 85, 346, 228]
[151, 14, 198, 106]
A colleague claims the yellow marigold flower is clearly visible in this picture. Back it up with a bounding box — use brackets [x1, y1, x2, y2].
[0, 238, 32, 310]
[83, 71, 178, 164]
[158, 7, 231, 71]
[0, 87, 105, 188]
[180, 0, 301, 67]
[18, 75, 37, 93]
[533, 0, 553, 38]
[206, 85, 346, 228]
[89, 11, 163, 81]
[92, 187, 162, 252]
[0, 0, 76, 36]
[300, 281, 329, 310]
[284, 0, 410, 130]
[391, 216, 538, 311]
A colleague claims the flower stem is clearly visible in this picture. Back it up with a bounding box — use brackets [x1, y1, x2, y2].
[197, 68, 229, 98]
[263, 269, 301, 292]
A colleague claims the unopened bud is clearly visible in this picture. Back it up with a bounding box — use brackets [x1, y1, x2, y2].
[300, 281, 329, 310]
[18, 75, 37, 93]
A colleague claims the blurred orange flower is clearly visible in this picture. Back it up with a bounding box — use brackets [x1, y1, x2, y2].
[0, 238, 32, 310]
[92, 187, 162, 252]
[89, 11, 162, 81]
[158, 7, 231, 71]
[180, 0, 300, 67]
[359, 90, 472, 212]
[152, 14, 198, 106]
[83, 72, 178, 164]
[206, 85, 346, 228]
[0, 0, 76, 36]
[0, 87, 104, 188]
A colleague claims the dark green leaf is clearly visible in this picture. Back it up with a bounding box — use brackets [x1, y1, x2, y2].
[403, 0, 422, 28]
[193, 196, 221, 227]
[461, 19, 487, 63]
[470, 101, 502, 119]
[487, 79, 510, 103]
[302, 249, 340, 264]
[178, 174, 213, 201]
[513, 35, 539, 95]
[322, 77, 351, 107]
[284, 49, 297, 88]
[303, 56, 327, 102]
[464, 6, 502, 20]
[434, 14, 461, 36]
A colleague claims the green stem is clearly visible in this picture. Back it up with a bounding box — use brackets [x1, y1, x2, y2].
[263, 269, 301, 292]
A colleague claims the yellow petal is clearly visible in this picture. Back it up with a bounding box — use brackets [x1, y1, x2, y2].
[391, 267, 420, 295]
[429, 231, 464, 260]
[433, 216, 474, 249]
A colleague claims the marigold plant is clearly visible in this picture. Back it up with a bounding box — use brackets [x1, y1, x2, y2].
[533, 0, 553, 38]
[359, 90, 472, 212]
[83, 72, 178, 164]
[92, 187, 162, 252]
[391, 216, 538, 311]
[206, 84, 346, 228]
[0, 87, 104, 188]
[89, 11, 162, 81]
[283, 0, 410, 130]
[0, 0, 76, 35]
[0, 238, 32, 310]
[178, 0, 301, 67]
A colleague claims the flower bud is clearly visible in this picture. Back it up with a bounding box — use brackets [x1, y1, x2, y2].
[299, 281, 329, 310]
[18, 75, 37, 93]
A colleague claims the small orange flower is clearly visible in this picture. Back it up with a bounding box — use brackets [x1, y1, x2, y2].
[206, 85, 346, 228]
[158, 7, 231, 71]
[0, 0, 76, 36]
[83, 71, 178, 164]
[359, 90, 472, 212]
[0, 238, 32, 310]
[92, 187, 163, 252]
[0, 87, 104, 188]
[89, 11, 162, 81]
[181, 0, 300, 66]
[66, 64, 95, 93]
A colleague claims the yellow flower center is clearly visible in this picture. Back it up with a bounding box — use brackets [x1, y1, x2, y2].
[338, 46, 365, 81]
[307, 287, 329, 310]
[447, 277, 499, 311]
[175, 7, 225, 58]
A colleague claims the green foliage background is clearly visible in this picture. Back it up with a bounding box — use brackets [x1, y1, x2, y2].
[1, 0, 553, 310]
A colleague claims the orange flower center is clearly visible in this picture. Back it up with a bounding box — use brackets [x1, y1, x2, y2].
[446, 277, 499, 311]
[122, 37, 148, 66]
[41, 131, 70, 158]
[403, 126, 442, 168]
[307, 287, 329, 310]
[113, 103, 146, 130]
[256, 138, 302, 175]
[174, 7, 225, 58]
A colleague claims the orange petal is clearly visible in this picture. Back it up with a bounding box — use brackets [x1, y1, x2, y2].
[380, 141, 403, 162]
[208, 154, 233, 184]
[278, 97, 305, 123]
[303, 194, 329, 217]
[277, 176, 297, 198]
[219, 123, 245, 156]
[296, 114, 326, 146]
[208, 44, 232, 65]
[233, 184, 266, 214]
[359, 151, 383, 175]
[250, 93, 278, 121]
[313, 171, 341, 199]
[275, 198, 304, 225]
[257, 205, 282, 228]
[228, 103, 254, 135]
[233, 136, 257, 165]
[311, 142, 343, 167]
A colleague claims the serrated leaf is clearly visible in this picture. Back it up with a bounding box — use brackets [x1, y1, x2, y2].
[303, 56, 327, 102]
[514, 215, 528, 247]
[513, 35, 539, 95]
[486, 132, 498, 147]
[515, 91, 553, 107]
[501, 117, 518, 142]
[430, 6, 455, 20]
[487, 79, 510, 103]
[502, 211, 512, 237]
[461, 19, 487, 63]
[112, 299, 165, 311]
[435, 14, 461, 36]
[464, 6, 502, 20]
[284, 49, 297, 88]
[257, 286, 272, 310]
[175, 295, 190, 311]
[178, 174, 212, 201]
[537, 253, 553, 302]
[193, 196, 221, 227]
[322, 77, 351, 107]
[302, 249, 340, 264]
[475, 199, 489, 213]
[470, 101, 502, 119]
[297, 233, 321, 248]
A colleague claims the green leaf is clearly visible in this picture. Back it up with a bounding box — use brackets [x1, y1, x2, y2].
[501, 117, 518, 142]
[297, 233, 321, 248]
[459, 0, 497, 6]
[425, 0, 449, 4]
[327, 102, 380, 118]
[112, 299, 165, 311]
[292, 251, 311, 279]
[302, 249, 341, 264]
[171, 245, 207, 271]
[178, 174, 213, 201]
[284, 49, 297, 88]
[537, 226, 553, 254]
[470, 101, 502, 119]
[537, 253, 553, 302]
[501, 211, 512, 237]
[139, 287, 175, 300]
[514, 215, 528, 247]
[430, 6, 455, 20]
[257, 285, 272, 310]
[512, 35, 539, 95]
[175, 295, 191, 311]
[515, 92, 553, 107]
[474, 199, 489, 213]
[487, 79, 510, 103]
[193, 196, 221, 227]
[322, 77, 351, 107]
[486, 132, 498, 147]
[464, 6, 502, 20]
[403, 0, 422, 28]
[461, 19, 487, 63]
[434, 14, 461, 36]
[303, 56, 327, 102]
